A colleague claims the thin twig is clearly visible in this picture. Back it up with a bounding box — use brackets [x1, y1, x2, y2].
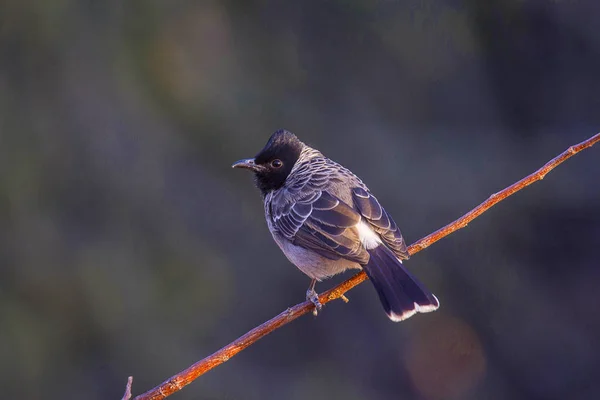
[122, 376, 133, 400]
[130, 133, 600, 400]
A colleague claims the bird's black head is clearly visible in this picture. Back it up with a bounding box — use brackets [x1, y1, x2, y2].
[232, 129, 304, 195]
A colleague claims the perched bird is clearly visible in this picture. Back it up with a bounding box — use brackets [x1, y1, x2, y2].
[233, 130, 439, 321]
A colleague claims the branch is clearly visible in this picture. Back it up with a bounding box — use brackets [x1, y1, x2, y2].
[129, 133, 600, 400]
[122, 376, 133, 400]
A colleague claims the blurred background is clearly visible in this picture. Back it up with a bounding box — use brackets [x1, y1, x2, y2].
[1, 1, 599, 399]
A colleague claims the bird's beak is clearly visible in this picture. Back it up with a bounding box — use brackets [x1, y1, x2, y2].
[232, 158, 260, 171]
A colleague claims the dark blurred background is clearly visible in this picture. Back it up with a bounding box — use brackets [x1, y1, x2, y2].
[1, 1, 599, 399]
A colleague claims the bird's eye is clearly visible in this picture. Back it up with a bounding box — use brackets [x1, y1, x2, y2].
[271, 159, 283, 168]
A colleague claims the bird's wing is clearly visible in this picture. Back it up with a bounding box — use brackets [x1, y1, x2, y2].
[269, 189, 369, 264]
[351, 187, 409, 260]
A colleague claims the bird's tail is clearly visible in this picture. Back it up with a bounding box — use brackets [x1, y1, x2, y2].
[363, 246, 439, 322]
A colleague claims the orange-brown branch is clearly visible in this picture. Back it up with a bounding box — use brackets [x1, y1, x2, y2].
[129, 132, 600, 400]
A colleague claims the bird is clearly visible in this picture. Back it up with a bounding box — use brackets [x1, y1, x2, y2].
[232, 129, 439, 321]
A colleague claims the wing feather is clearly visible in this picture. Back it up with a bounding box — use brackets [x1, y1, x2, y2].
[268, 157, 407, 265]
[269, 188, 367, 264]
[352, 187, 409, 260]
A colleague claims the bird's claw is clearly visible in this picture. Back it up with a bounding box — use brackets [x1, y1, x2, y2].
[306, 288, 323, 316]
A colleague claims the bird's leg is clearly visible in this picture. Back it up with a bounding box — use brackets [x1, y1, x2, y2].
[306, 279, 322, 316]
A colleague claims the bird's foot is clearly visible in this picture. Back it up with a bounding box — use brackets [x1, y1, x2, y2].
[340, 294, 349, 303]
[306, 288, 323, 316]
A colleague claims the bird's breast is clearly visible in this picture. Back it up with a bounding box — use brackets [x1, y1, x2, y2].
[270, 230, 361, 280]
